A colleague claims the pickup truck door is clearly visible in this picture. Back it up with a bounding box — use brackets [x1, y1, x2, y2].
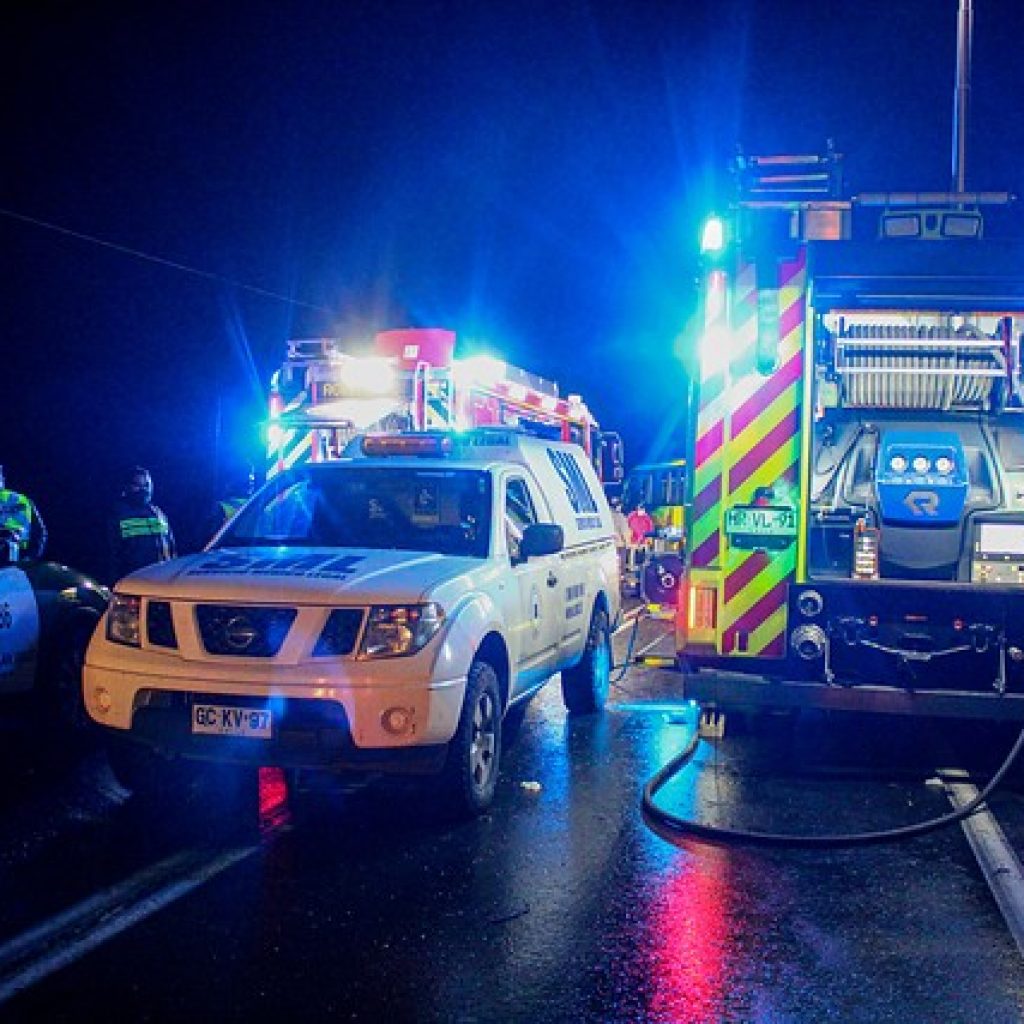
[504, 474, 561, 694]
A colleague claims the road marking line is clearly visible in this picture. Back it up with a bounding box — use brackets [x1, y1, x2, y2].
[0, 842, 259, 1005]
[634, 634, 671, 658]
[612, 621, 674, 656]
[943, 778, 1024, 957]
[0, 849, 195, 967]
[613, 605, 645, 635]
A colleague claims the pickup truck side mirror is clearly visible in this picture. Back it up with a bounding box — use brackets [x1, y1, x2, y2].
[520, 523, 564, 559]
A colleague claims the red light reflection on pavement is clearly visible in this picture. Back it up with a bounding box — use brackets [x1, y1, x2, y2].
[258, 766, 288, 832]
[646, 850, 730, 1024]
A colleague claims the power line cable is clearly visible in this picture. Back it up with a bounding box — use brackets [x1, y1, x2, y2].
[0, 205, 333, 314]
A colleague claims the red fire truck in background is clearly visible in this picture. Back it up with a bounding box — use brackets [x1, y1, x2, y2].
[267, 327, 623, 485]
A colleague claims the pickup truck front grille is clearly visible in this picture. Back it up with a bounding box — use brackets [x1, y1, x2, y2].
[146, 600, 177, 649]
[312, 608, 364, 657]
[195, 604, 297, 657]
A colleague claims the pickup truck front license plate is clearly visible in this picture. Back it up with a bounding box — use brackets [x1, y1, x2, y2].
[191, 704, 273, 738]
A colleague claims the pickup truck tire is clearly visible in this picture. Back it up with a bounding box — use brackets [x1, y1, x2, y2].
[108, 739, 258, 828]
[561, 606, 611, 714]
[107, 739, 202, 800]
[435, 659, 502, 817]
[106, 737, 173, 798]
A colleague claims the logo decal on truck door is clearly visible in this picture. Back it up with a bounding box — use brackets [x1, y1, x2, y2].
[545, 449, 602, 530]
[187, 552, 366, 579]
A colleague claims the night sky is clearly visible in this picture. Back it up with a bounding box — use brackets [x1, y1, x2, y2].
[4, 0, 1024, 579]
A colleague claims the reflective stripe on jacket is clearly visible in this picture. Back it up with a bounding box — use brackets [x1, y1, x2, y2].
[119, 515, 171, 539]
[108, 501, 175, 583]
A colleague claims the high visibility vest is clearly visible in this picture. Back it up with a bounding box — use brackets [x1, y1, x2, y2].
[0, 490, 32, 546]
[218, 497, 246, 522]
[119, 512, 170, 540]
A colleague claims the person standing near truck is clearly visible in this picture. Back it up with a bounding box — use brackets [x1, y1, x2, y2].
[0, 464, 47, 560]
[107, 466, 176, 584]
[610, 496, 632, 588]
[202, 466, 256, 543]
[627, 502, 655, 547]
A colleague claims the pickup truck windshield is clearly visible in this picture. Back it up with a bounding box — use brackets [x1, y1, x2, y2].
[216, 466, 492, 558]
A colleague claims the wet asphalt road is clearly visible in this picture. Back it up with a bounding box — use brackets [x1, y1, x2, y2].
[1, 618, 1024, 1023]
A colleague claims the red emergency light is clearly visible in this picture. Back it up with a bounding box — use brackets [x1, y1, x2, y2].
[361, 434, 454, 458]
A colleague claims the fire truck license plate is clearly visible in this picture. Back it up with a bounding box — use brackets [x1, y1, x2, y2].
[191, 705, 273, 738]
[725, 505, 797, 538]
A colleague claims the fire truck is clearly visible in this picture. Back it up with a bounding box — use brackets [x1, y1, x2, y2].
[267, 327, 623, 485]
[678, 139, 1024, 720]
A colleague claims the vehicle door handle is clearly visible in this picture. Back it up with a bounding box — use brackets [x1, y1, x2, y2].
[547, 572, 558, 588]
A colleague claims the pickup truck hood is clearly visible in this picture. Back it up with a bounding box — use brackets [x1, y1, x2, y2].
[115, 547, 495, 605]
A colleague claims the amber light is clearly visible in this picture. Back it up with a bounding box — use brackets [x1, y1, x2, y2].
[688, 585, 718, 631]
[361, 434, 453, 457]
[852, 521, 880, 580]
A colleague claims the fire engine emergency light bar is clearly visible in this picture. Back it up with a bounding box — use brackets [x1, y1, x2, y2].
[361, 434, 454, 458]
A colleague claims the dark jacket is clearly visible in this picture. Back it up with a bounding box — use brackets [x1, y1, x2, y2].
[107, 498, 176, 584]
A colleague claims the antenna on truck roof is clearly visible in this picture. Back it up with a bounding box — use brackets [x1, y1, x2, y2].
[951, 0, 973, 194]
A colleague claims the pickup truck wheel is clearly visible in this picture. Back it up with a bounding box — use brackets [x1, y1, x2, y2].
[561, 607, 611, 714]
[435, 659, 502, 817]
[108, 740, 257, 826]
[106, 738, 172, 798]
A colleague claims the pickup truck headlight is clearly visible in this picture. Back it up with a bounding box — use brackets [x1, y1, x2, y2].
[359, 603, 444, 659]
[106, 593, 142, 647]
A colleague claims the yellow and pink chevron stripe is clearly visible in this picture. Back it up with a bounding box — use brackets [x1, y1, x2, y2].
[689, 250, 807, 657]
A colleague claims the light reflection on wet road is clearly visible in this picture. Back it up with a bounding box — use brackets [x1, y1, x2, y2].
[1, 618, 1024, 1022]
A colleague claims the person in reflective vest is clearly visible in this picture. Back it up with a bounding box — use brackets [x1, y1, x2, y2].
[203, 466, 256, 543]
[0, 464, 47, 560]
[107, 466, 176, 583]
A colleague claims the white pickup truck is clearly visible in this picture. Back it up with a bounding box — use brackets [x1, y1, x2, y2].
[84, 429, 621, 816]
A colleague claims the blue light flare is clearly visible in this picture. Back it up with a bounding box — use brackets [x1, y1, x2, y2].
[700, 214, 726, 254]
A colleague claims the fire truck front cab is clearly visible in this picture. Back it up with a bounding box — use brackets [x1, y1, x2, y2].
[680, 151, 1024, 720]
